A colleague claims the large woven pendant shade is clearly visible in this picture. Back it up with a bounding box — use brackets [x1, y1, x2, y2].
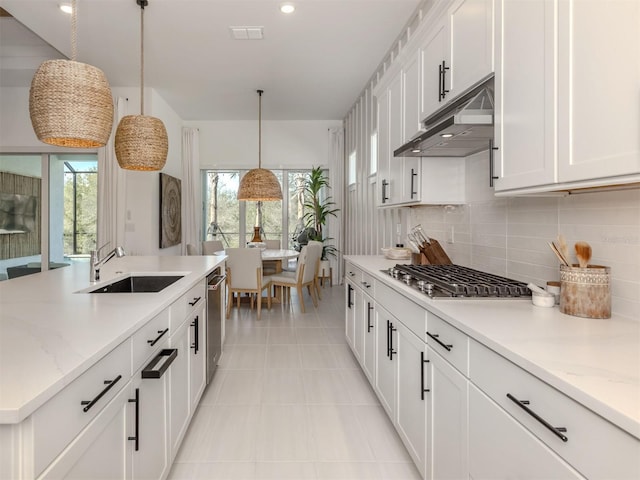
[29, 1, 114, 147]
[237, 90, 283, 201]
[114, 0, 168, 171]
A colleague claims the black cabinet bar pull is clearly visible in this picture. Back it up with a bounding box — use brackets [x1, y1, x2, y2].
[389, 323, 397, 360]
[382, 179, 389, 203]
[347, 284, 353, 309]
[386, 320, 391, 358]
[420, 351, 430, 400]
[189, 296, 202, 306]
[141, 348, 178, 379]
[367, 302, 373, 333]
[439, 60, 450, 101]
[80, 374, 122, 413]
[191, 315, 199, 354]
[426, 331, 453, 352]
[410, 168, 418, 199]
[128, 388, 139, 451]
[489, 139, 499, 187]
[147, 328, 169, 346]
[507, 393, 568, 442]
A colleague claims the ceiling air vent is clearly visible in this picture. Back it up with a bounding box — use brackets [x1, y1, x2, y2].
[229, 26, 264, 40]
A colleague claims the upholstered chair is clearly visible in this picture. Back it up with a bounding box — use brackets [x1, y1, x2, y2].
[269, 243, 322, 313]
[202, 240, 224, 255]
[224, 247, 272, 320]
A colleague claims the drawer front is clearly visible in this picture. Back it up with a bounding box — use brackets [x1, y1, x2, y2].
[32, 339, 131, 477]
[170, 281, 206, 331]
[132, 308, 170, 373]
[344, 263, 362, 286]
[425, 313, 469, 376]
[470, 339, 640, 479]
[360, 271, 375, 296]
[377, 281, 426, 339]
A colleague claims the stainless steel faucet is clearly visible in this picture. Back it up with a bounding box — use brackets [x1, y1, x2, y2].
[90, 245, 126, 282]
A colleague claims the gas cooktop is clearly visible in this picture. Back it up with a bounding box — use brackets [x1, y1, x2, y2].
[383, 264, 532, 299]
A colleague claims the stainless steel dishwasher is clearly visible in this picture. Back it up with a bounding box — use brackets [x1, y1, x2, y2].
[206, 268, 225, 383]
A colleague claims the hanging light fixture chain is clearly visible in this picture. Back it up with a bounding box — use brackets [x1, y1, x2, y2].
[258, 89, 263, 168]
[71, 0, 77, 61]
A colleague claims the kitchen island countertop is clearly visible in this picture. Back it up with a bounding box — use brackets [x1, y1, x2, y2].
[345, 255, 640, 440]
[0, 255, 225, 424]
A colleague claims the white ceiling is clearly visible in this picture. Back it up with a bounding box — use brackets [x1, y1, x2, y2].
[0, 0, 422, 121]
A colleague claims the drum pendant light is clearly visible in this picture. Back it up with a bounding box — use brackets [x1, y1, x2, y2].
[29, 0, 114, 147]
[237, 90, 283, 201]
[114, 0, 168, 171]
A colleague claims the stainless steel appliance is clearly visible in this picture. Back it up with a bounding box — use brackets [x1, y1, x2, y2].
[384, 264, 531, 299]
[206, 268, 225, 383]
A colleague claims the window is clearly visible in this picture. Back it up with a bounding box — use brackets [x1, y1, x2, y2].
[202, 168, 325, 251]
[348, 150, 357, 185]
[0, 152, 98, 281]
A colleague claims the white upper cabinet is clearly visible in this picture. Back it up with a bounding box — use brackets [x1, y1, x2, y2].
[420, 0, 494, 121]
[493, 0, 556, 191]
[495, 0, 640, 194]
[447, 0, 494, 100]
[403, 50, 423, 142]
[557, 0, 640, 183]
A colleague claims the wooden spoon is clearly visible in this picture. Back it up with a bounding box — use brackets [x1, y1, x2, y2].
[575, 241, 592, 268]
[557, 234, 570, 265]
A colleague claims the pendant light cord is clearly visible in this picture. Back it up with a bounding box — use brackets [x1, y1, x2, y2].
[140, 2, 145, 115]
[71, 0, 77, 61]
[258, 89, 263, 168]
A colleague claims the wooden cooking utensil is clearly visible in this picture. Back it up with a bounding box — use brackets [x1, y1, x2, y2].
[557, 234, 570, 265]
[575, 241, 592, 268]
[548, 242, 570, 266]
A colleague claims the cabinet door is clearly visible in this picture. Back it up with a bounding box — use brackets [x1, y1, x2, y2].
[131, 360, 170, 480]
[557, 0, 640, 182]
[388, 71, 404, 204]
[189, 305, 207, 412]
[427, 349, 468, 480]
[376, 89, 391, 206]
[447, 0, 494, 99]
[403, 50, 423, 142]
[375, 305, 397, 419]
[353, 286, 365, 363]
[494, 0, 556, 192]
[169, 325, 190, 459]
[38, 384, 131, 480]
[396, 322, 428, 478]
[362, 295, 376, 383]
[421, 18, 449, 120]
[345, 281, 356, 349]
[469, 385, 584, 479]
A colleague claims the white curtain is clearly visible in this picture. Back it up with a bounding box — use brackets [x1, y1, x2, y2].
[328, 127, 345, 285]
[97, 97, 127, 251]
[182, 128, 200, 254]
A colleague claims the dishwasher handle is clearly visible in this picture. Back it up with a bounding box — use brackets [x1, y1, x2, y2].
[207, 275, 226, 291]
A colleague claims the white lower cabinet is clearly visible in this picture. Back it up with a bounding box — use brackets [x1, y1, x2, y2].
[395, 322, 428, 478]
[427, 348, 468, 480]
[375, 303, 397, 419]
[345, 280, 356, 350]
[469, 384, 584, 479]
[361, 294, 376, 383]
[168, 323, 190, 463]
[188, 305, 207, 413]
[38, 383, 131, 480]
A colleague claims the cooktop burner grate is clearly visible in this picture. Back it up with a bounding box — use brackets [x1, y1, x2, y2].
[390, 264, 531, 298]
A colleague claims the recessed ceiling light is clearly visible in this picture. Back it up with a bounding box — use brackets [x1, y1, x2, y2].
[412, 149, 421, 153]
[280, 3, 295, 14]
[59, 3, 73, 14]
[441, 133, 454, 138]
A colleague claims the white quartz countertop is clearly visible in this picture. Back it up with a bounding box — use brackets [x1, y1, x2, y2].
[0, 255, 226, 424]
[345, 255, 640, 440]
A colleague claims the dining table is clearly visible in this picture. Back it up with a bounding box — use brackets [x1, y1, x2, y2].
[214, 248, 299, 274]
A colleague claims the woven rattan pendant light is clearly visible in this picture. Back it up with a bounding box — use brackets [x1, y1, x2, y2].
[29, 0, 114, 147]
[114, 0, 168, 171]
[237, 90, 283, 201]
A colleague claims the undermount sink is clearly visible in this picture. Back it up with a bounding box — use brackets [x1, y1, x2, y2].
[88, 275, 184, 293]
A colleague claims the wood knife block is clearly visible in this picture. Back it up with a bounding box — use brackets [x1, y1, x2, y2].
[417, 238, 452, 265]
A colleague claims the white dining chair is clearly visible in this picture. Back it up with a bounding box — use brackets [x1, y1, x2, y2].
[264, 239, 280, 249]
[269, 243, 322, 313]
[225, 247, 272, 320]
[202, 240, 224, 255]
[186, 243, 198, 255]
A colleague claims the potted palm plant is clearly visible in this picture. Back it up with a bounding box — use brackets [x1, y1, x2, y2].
[301, 166, 339, 283]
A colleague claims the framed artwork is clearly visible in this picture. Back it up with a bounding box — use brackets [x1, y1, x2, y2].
[159, 173, 182, 248]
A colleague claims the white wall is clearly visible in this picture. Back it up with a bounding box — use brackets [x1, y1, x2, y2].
[185, 120, 342, 170]
[0, 87, 42, 147]
[409, 151, 640, 320]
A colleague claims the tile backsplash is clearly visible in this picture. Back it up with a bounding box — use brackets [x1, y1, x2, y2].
[409, 153, 640, 320]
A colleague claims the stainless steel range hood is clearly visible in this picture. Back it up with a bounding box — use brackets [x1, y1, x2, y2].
[394, 76, 494, 158]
